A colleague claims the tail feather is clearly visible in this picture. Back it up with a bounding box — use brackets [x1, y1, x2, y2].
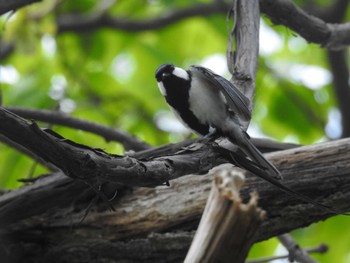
[242, 136, 282, 179]
[228, 128, 282, 179]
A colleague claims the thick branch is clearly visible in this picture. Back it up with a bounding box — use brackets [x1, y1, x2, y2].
[0, 107, 300, 190]
[260, 0, 350, 50]
[0, 0, 41, 15]
[5, 106, 150, 151]
[1, 136, 350, 260]
[0, 107, 230, 187]
[231, 0, 259, 112]
[305, 0, 350, 24]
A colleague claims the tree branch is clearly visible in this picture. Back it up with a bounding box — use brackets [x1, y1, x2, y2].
[1, 133, 350, 260]
[260, 0, 350, 50]
[311, 1, 350, 138]
[57, 1, 230, 33]
[231, 0, 259, 104]
[326, 50, 350, 138]
[54, 0, 350, 50]
[247, 243, 328, 263]
[278, 234, 317, 263]
[1, 105, 350, 227]
[0, 0, 41, 15]
[0, 107, 231, 187]
[305, 0, 350, 23]
[5, 106, 150, 151]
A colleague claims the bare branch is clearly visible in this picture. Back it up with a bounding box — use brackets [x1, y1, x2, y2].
[232, 0, 259, 100]
[54, 0, 350, 50]
[305, 0, 350, 23]
[260, 0, 350, 50]
[5, 106, 150, 151]
[57, 1, 230, 33]
[0, 107, 231, 187]
[247, 243, 328, 263]
[278, 234, 317, 263]
[0, 0, 41, 15]
[313, 2, 350, 138]
[327, 50, 350, 138]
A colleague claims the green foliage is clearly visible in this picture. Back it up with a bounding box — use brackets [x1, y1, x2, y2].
[0, 1, 348, 262]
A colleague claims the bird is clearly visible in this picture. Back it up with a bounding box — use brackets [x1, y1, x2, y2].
[155, 63, 349, 216]
[155, 63, 281, 179]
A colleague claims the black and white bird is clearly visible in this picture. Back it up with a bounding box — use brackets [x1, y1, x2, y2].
[155, 63, 349, 215]
[155, 63, 280, 179]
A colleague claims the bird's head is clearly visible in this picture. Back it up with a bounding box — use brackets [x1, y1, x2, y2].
[155, 64, 190, 82]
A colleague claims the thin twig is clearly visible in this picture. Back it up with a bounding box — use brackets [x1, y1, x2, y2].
[57, 1, 230, 33]
[246, 243, 328, 263]
[278, 234, 317, 263]
[4, 106, 150, 151]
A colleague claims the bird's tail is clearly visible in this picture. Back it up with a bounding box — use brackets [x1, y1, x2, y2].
[226, 128, 282, 179]
[242, 134, 282, 179]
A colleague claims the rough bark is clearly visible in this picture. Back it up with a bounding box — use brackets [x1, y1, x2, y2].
[1, 137, 350, 262]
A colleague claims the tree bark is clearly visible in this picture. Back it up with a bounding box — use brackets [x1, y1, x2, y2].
[1, 137, 350, 262]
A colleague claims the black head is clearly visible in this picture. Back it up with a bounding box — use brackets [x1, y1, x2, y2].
[155, 64, 175, 82]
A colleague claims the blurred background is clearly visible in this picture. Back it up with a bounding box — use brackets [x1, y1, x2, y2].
[0, 0, 349, 262]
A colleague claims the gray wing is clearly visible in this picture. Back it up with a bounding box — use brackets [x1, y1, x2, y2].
[189, 65, 251, 121]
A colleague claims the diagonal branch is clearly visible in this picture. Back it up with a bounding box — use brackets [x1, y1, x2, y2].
[1, 105, 350, 224]
[305, 0, 350, 23]
[0, 107, 230, 187]
[260, 0, 350, 50]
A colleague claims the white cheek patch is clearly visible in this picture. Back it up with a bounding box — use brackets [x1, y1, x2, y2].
[157, 81, 167, 96]
[173, 67, 190, 81]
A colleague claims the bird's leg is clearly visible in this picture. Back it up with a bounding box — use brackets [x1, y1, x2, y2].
[198, 128, 221, 143]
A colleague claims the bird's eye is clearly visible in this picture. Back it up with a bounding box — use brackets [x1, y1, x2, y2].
[166, 65, 174, 72]
[155, 64, 174, 81]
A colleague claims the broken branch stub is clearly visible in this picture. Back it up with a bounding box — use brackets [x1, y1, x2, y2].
[185, 164, 266, 263]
